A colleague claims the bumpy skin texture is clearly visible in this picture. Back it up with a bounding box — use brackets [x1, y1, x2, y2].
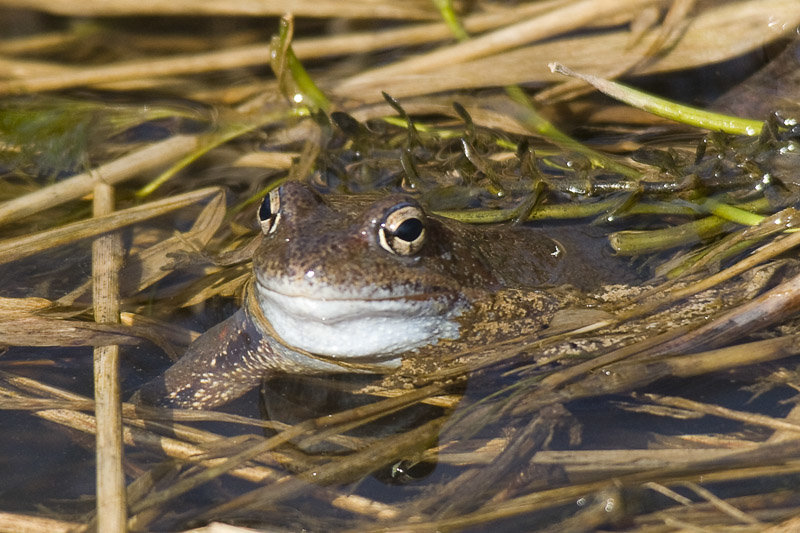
[131, 309, 271, 408]
[132, 181, 630, 409]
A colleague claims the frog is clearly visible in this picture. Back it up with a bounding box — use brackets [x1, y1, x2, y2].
[131, 180, 634, 409]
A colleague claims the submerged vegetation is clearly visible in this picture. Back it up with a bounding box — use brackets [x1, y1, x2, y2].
[1, 0, 800, 531]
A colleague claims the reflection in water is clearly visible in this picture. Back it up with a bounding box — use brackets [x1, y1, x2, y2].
[260, 374, 444, 484]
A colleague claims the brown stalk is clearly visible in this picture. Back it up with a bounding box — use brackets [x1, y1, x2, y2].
[0, 186, 221, 264]
[0, 0, 437, 19]
[91, 183, 126, 532]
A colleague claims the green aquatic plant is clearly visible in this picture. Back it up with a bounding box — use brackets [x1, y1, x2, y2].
[0, 97, 199, 178]
[271, 14, 331, 112]
[551, 62, 766, 136]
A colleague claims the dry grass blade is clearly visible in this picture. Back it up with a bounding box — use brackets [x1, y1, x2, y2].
[0, 398, 95, 410]
[0, 371, 283, 483]
[0, 186, 221, 265]
[201, 417, 444, 521]
[0, 3, 554, 97]
[0, 0, 437, 19]
[166, 265, 251, 310]
[91, 183, 126, 533]
[0, 512, 85, 533]
[58, 408, 280, 483]
[530, 449, 758, 477]
[0, 317, 154, 347]
[178, 523, 263, 533]
[398, 446, 800, 532]
[0, 56, 71, 80]
[539, 335, 800, 415]
[0, 46, 272, 95]
[619, 219, 800, 321]
[763, 515, 800, 532]
[2, 0, 793, 102]
[125, 382, 453, 521]
[335, 0, 800, 101]
[408, 404, 574, 519]
[337, 0, 659, 92]
[0, 29, 77, 55]
[0, 134, 199, 226]
[119, 188, 227, 296]
[126, 434, 294, 516]
[642, 393, 800, 436]
[0, 371, 405, 526]
[521, 0, 696, 105]
[651, 271, 800, 357]
[0, 296, 52, 317]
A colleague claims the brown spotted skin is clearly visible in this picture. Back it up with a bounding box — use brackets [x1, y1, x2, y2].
[131, 289, 372, 409]
[132, 181, 632, 409]
[131, 309, 273, 408]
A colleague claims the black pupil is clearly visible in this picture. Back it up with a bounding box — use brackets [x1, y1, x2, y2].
[393, 218, 423, 242]
[258, 198, 272, 222]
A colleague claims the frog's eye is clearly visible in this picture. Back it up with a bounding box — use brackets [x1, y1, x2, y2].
[258, 188, 281, 235]
[378, 204, 427, 256]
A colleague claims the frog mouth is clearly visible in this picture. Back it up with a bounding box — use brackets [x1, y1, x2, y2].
[253, 280, 465, 360]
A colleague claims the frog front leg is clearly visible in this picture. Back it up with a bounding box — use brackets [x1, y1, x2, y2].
[131, 309, 278, 409]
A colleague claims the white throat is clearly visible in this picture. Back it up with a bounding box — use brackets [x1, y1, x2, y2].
[254, 282, 465, 361]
